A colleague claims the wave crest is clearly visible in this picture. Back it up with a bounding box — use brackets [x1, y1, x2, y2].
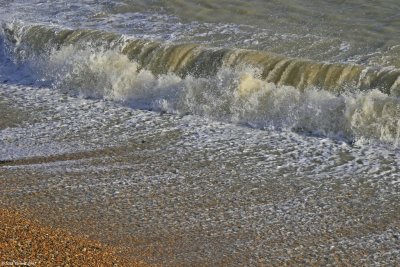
[2, 22, 400, 144]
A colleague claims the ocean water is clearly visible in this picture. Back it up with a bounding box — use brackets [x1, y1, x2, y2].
[0, 0, 399, 266]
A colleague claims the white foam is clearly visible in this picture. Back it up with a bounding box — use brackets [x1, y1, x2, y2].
[25, 46, 400, 145]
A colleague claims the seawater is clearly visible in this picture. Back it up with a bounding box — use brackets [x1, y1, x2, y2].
[0, 1, 399, 266]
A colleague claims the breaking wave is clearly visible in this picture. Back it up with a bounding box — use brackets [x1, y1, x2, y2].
[2, 22, 400, 144]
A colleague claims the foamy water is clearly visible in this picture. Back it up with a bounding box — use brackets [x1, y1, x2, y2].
[0, 0, 399, 266]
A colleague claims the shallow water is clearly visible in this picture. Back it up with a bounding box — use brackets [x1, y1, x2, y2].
[1, 83, 399, 265]
[0, 0, 400, 266]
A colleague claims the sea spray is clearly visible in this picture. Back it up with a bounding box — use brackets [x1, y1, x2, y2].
[2, 22, 400, 144]
[39, 46, 400, 144]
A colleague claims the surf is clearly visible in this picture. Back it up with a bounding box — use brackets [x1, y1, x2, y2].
[2, 22, 400, 144]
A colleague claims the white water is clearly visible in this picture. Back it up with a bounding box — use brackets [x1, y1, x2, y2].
[2, 38, 399, 145]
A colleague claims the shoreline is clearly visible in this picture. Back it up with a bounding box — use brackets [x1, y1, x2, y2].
[0, 84, 399, 266]
[0, 208, 150, 266]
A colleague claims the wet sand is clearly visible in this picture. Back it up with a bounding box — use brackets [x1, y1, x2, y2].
[0, 208, 150, 266]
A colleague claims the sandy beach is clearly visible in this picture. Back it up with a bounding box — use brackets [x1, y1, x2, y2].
[0, 208, 150, 266]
